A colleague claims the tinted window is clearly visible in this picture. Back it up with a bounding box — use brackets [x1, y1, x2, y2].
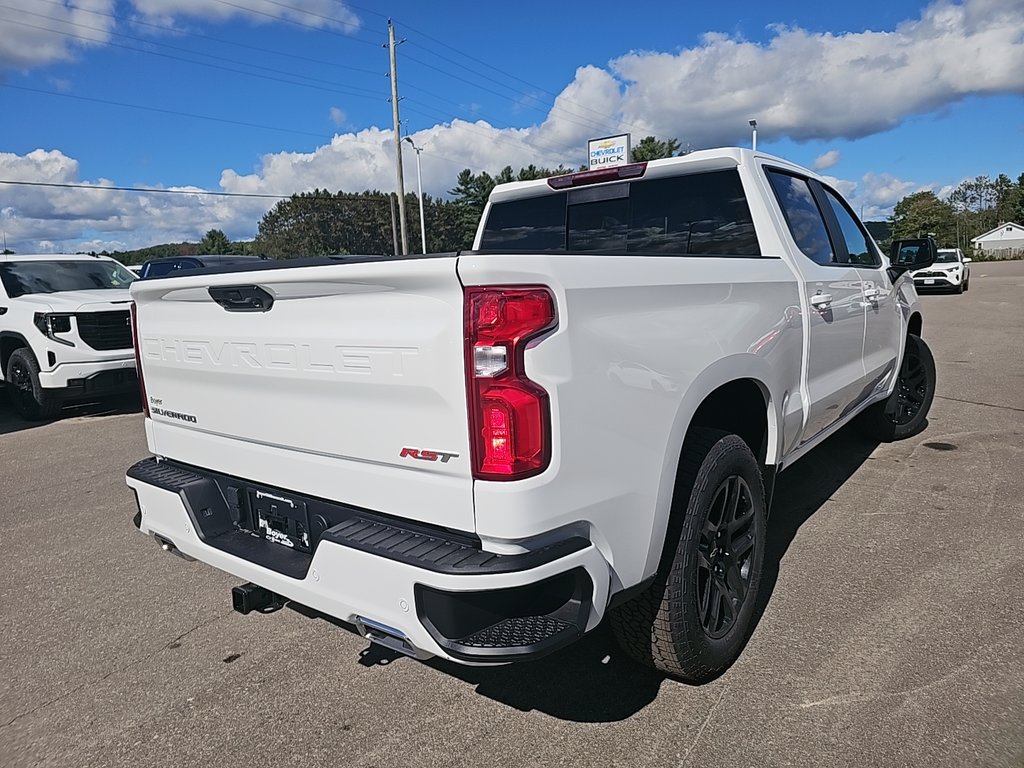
[629, 171, 760, 256]
[479, 194, 566, 251]
[0, 260, 135, 298]
[767, 171, 834, 266]
[480, 169, 761, 257]
[143, 259, 201, 277]
[824, 188, 879, 267]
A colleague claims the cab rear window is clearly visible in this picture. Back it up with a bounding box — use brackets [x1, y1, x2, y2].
[479, 169, 761, 257]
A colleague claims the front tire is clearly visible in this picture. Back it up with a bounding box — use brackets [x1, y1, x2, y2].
[6, 348, 61, 421]
[858, 334, 935, 442]
[610, 429, 767, 683]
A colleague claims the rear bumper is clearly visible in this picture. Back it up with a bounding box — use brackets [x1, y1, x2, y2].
[126, 457, 610, 664]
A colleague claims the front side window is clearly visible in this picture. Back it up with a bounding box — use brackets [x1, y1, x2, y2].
[766, 170, 835, 266]
[823, 188, 880, 267]
[479, 169, 761, 257]
[0, 260, 135, 298]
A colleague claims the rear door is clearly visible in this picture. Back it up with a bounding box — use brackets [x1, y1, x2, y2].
[765, 169, 867, 442]
[131, 256, 476, 532]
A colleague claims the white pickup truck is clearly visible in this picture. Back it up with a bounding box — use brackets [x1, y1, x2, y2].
[126, 148, 937, 683]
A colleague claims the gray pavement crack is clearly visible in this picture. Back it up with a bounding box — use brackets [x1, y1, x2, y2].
[680, 683, 728, 763]
[0, 613, 226, 731]
[935, 394, 1024, 413]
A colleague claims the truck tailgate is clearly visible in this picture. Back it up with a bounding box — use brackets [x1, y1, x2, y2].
[131, 257, 475, 532]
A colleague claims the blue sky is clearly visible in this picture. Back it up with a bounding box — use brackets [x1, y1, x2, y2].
[1, 0, 1022, 253]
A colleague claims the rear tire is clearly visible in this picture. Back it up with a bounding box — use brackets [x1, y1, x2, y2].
[858, 334, 935, 442]
[610, 429, 767, 683]
[6, 348, 61, 421]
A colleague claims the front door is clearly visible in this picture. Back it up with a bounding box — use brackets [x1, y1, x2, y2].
[764, 170, 867, 443]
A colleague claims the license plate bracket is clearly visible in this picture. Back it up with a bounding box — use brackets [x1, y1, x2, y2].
[249, 489, 311, 552]
[924, 278, 935, 285]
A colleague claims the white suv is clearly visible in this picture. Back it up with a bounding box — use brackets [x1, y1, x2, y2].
[0, 254, 138, 420]
[910, 247, 971, 293]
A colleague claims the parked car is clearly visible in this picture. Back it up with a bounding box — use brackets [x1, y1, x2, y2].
[910, 247, 971, 293]
[138, 254, 266, 279]
[0, 253, 138, 420]
[126, 148, 936, 683]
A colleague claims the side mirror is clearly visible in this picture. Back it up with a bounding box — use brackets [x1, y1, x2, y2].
[963, 257, 972, 263]
[888, 237, 937, 280]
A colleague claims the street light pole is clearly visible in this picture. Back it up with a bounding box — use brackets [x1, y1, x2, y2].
[748, 119, 758, 151]
[404, 136, 427, 254]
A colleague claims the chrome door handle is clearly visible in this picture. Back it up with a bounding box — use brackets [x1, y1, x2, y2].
[864, 288, 884, 301]
[809, 293, 833, 308]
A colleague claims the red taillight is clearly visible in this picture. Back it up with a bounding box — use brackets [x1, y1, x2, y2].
[465, 287, 556, 480]
[130, 301, 149, 417]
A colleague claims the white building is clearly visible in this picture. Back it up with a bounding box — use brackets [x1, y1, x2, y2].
[971, 222, 1024, 252]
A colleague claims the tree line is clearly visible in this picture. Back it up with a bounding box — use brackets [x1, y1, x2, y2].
[96, 139, 1023, 264]
[889, 173, 1024, 250]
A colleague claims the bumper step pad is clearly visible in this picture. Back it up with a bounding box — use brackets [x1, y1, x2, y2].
[460, 616, 575, 649]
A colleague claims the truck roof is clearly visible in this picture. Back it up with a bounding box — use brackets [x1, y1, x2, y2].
[487, 147, 820, 204]
[0, 252, 121, 263]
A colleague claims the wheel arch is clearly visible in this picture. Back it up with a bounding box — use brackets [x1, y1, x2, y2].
[642, 356, 780, 580]
[0, 331, 32, 380]
[907, 311, 922, 338]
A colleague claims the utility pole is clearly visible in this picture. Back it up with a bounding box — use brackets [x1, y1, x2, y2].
[386, 20, 409, 255]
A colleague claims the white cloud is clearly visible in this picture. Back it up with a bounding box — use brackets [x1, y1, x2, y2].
[129, 0, 360, 32]
[821, 171, 935, 220]
[0, 0, 360, 70]
[0, 0, 115, 70]
[0, 149, 267, 253]
[328, 107, 346, 127]
[813, 150, 841, 171]
[607, 0, 1024, 146]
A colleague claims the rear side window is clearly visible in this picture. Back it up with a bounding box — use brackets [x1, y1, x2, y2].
[480, 169, 761, 256]
[479, 195, 566, 251]
[766, 171, 835, 266]
[144, 259, 199, 277]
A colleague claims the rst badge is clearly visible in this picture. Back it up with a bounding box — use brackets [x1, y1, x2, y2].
[400, 447, 459, 464]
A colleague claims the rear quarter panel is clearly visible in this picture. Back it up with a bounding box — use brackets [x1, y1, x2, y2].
[458, 253, 803, 591]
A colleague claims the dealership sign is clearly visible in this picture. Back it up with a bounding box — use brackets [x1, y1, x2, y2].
[588, 134, 631, 169]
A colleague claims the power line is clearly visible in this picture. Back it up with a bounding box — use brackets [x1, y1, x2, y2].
[210, 0, 376, 44]
[31, 0, 380, 77]
[0, 9, 382, 99]
[388, 16, 678, 145]
[3, 84, 335, 140]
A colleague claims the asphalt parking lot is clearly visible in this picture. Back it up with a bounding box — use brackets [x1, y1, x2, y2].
[2, 261, 1023, 768]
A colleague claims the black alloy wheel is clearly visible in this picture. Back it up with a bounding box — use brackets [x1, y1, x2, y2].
[885, 339, 928, 427]
[5, 348, 61, 421]
[8, 356, 36, 412]
[697, 475, 756, 639]
[857, 333, 935, 442]
[609, 429, 767, 683]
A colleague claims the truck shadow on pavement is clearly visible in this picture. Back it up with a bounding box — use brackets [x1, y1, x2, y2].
[0, 391, 141, 436]
[417, 425, 884, 722]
